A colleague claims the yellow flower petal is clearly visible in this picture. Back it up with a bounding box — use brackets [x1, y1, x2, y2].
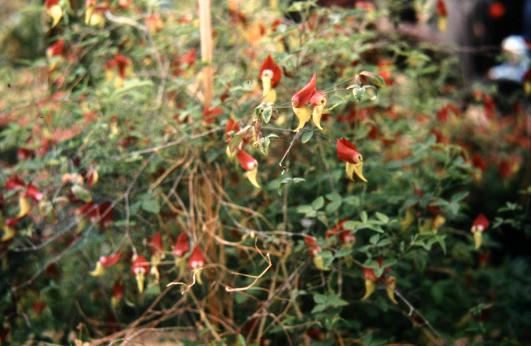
[361, 279, 375, 300]
[244, 167, 261, 189]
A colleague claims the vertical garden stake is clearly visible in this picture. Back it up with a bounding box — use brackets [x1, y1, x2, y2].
[199, 0, 214, 108]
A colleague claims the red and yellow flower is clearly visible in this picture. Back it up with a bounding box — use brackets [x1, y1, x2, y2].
[45, 0, 63, 27]
[258, 54, 282, 105]
[90, 253, 122, 277]
[236, 149, 260, 188]
[336, 138, 367, 182]
[471, 214, 489, 249]
[131, 255, 150, 293]
[291, 73, 327, 132]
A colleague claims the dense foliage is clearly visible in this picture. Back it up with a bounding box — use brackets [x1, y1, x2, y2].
[0, 0, 529, 345]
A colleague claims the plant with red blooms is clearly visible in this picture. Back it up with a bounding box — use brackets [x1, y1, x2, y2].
[471, 214, 489, 249]
[258, 54, 282, 105]
[89, 253, 122, 277]
[336, 138, 367, 182]
[291, 73, 328, 132]
[131, 255, 150, 294]
[436, 0, 448, 31]
[149, 232, 165, 282]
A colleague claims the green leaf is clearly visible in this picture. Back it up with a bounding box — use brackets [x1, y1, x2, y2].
[360, 211, 368, 224]
[301, 130, 314, 143]
[141, 195, 160, 214]
[261, 106, 272, 123]
[343, 221, 358, 230]
[325, 193, 342, 202]
[297, 205, 314, 214]
[312, 196, 325, 210]
[325, 199, 342, 214]
[375, 212, 389, 224]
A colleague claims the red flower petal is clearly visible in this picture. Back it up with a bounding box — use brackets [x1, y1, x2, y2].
[304, 235, 320, 256]
[472, 214, 489, 233]
[150, 232, 164, 254]
[188, 246, 206, 270]
[336, 138, 362, 164]
[258, 55, 282, 88]
[5, 176, 25, 190]
[100, 253, 122, 268]
[112, 281, 124, 299]
[363, 268, 377, 282]
[225, 118, 240, 142]
[291, 73, 317, 108]
[436, 0, 447, 17]
[47, 39, 65, 57]
[236, 150, 258, 171]
[45, 0, 59, 8]
[131, 255, 150, 275]
[173, 232, 190, 257]
[25, 184, 44, 202]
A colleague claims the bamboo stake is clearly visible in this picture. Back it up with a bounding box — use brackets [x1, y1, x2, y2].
[199, 0, 214, 109]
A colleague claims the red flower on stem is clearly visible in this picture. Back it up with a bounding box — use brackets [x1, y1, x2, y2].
[291, 73, 327, 131]
[259, 55, 282, 104]
[336, 138, 367, 182]
[173, 232, 190, 257]
[5, 176, 25, 190]
[90, 252, 121, 276]
[259, 55, 282, 88]
[47, 39, 65, 58]
[188, 246, 206, 270]
[471, 214, 489, 249]
[131, 255, 150, 293]
[236, 150, 260, 188]
[436, 0, 448, 31]
[25, 184, 44, 202]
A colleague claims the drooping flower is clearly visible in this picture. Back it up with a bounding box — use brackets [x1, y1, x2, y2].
[2, 217, 21, 242]
[173, 232, 190, 272]
[5, 175, 25, 190]
[309, 90, 327, 130]
[111, 281, 124, 308]
[361, 258, 396, 303]
[236, 150, 260, 188]
[385, 276, 398, 304]
[203, 106, 223, 124]
[105, 54, 132, 88]
[291, 74, 328, 132]
[131, 255, 150, 293]
[336, 138, 367, 182]
[25, 184, 44, 202]
[90, 253, 122, 276]
[258, 55, 282, 104]
[304, 235, 326, 270]
[436, 0, 448, 32]
[149, 232, 165, 281]
[45, 0, 63, 27]
[173, 232, 190, 258]
[188, 246, 206, 270]
[361, 267, 377, 300]
[86, 166, 99, 187]
[225, 118, 242, 156]
[471, 214, 489, 249]
[85, 0, 107, 27]
[46, 39, 65, 59]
